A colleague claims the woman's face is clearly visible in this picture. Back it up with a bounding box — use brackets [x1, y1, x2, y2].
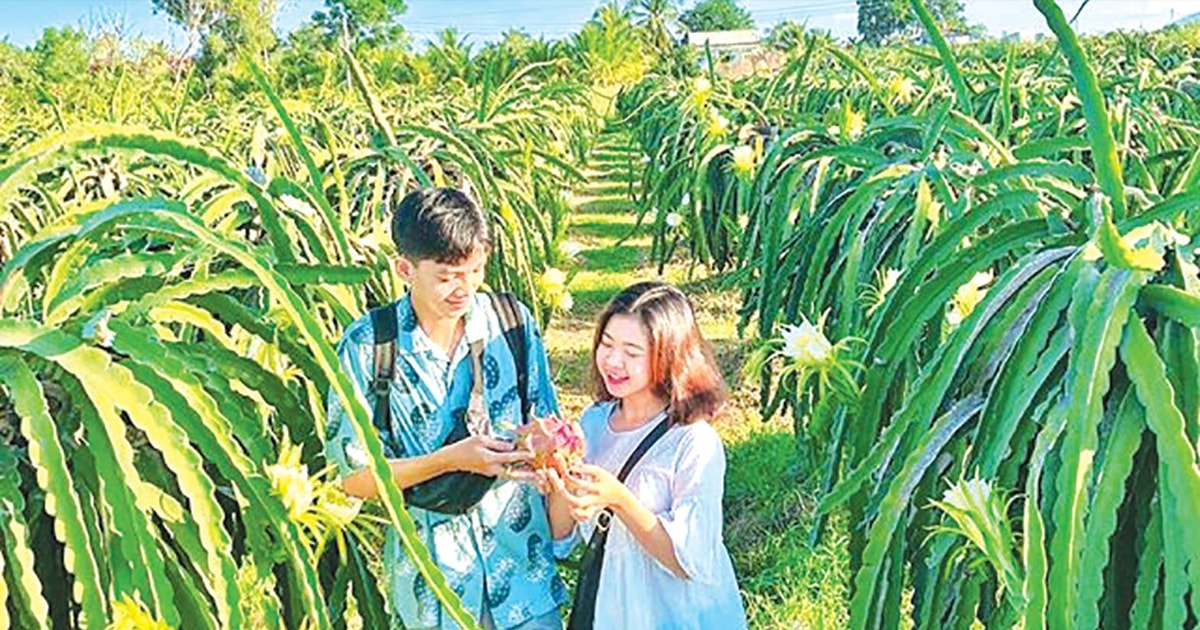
[595, 313, 654, 400]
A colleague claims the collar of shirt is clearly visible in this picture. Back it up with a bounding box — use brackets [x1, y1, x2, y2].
[394, 293, 491, 368]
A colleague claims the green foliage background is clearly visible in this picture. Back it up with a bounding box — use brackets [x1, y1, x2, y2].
[2, 0, 1198, 627]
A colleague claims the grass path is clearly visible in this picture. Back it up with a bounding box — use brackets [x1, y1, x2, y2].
[542, 127, 848, 629]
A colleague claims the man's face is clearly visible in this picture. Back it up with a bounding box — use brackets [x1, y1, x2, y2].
[398, 245, 489, 323]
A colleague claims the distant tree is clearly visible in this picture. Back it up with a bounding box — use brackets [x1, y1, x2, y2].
[573, 2, 648, 85]
[220, 0, 278, 62]
[679, 0, 753, 33]
[651, 39, 699, 78]
[150, 0, 219, 57]
[33, 26, 92, 82]
[1, 39, 36, 89]
[311, 0, 407, 46]
[358, 42, 418, 88]
[856, 0, 901, 46]
[630, 0, 681, 55]
[474, 28, 568, 78]
[473, 32, 572, 84]
[765, 19, 807, 51]
[467, 29, 546, 86]
[275, 22, 340, 92]
[151, 0, 277, 63]
[526, 35, 570, 66]
[856, 0, 965, 45]
[83, 6, 135, 67]
[422, 27, 473, 82]
[498, 28, 534, 63]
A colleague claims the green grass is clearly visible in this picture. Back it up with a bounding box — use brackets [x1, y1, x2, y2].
[544, 128, 849, 629]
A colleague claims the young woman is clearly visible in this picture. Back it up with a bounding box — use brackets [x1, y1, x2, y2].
[541, 281, 747, 629]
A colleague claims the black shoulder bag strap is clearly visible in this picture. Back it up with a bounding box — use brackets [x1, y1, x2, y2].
[370, 304, 399, 438]
[488, 292, 529, 420]
[568, 415, 671, 630]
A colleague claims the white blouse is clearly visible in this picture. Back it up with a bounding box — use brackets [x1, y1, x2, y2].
[562, 401, 748, 630]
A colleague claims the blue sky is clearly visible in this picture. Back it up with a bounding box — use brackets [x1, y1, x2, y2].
[3, 0, 1200, 50]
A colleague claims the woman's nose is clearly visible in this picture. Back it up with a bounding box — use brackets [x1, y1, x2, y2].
[602, 350, 622, 369]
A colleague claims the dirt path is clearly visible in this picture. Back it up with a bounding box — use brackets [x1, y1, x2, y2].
[539, 125, 847, 629]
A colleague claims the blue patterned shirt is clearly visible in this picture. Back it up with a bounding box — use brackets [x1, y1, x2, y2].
[325, 292, 567, 629]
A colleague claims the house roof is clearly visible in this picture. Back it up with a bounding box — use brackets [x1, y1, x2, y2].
[684, 30, 761, 47]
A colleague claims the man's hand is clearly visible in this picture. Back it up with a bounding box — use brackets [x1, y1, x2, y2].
[442, 435, 533, 477]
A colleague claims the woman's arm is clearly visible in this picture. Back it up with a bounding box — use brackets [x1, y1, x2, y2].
[609, 480, 688, 579]
[565, 464, 688, 579]
[567, 425, 729, 580]
[519, 467, 579, 540]
[545, 471, 581, 541]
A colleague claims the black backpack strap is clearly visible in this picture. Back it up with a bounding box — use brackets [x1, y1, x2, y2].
[369, 304, 399, 441]
[489, 292, 529, 423]
[568, 415, 671, 630]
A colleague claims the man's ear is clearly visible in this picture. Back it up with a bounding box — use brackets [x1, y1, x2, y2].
[395, 256, 415, 282]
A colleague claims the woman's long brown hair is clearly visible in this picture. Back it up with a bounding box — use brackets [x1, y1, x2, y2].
[590, 282, 727, 425]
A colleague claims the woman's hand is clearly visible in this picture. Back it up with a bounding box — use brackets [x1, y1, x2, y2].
[562, 463, 631, 522]
[565, 464, 689, 579]
[509, 464, 567, 494]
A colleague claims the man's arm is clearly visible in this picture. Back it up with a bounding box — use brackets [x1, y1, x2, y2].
[340, 435, 531, 499]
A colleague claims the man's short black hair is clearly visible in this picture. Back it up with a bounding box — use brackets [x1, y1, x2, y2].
[391, 188, 492, 263]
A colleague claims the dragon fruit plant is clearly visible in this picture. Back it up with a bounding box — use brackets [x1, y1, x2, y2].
[516, 415, 586, 477]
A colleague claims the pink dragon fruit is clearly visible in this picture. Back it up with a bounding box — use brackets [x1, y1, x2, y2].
[516, 415, 585, 477]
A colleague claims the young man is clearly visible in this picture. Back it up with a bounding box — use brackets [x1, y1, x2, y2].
[325, 188, 566, 629]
